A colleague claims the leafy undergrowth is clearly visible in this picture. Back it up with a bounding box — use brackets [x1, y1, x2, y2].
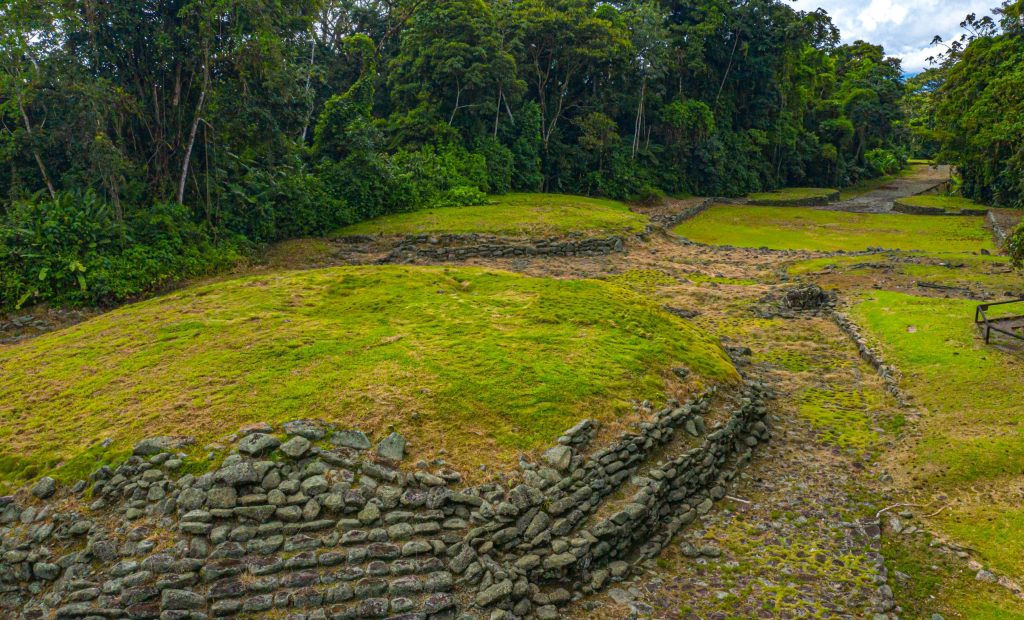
[333, 193, 647, 237]
[746, 187, 838, 204]
[675, 206, 996, 253]
[788, 253, 1024, 297]
[0, 265, 737, 492]
[850, 291, 1024, 584]
[895, 194, 988, 214]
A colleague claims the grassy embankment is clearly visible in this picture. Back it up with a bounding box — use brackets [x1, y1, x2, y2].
[894, 194, 989, 215]
[746, 187, 839, 206]
[674, 206, 995, 253]
[0, 265, 737, 492]
[334, 193, 648, 237]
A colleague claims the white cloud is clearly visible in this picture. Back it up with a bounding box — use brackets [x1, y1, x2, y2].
[786, 0, 998, 72]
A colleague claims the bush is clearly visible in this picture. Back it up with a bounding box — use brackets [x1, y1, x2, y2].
[1008, 222, 1024, 269]
[0, 192, 243, 310]
[0, 191, 119, 307]
[392, 144, 490, 208]
[865, 148, 904, 176]
[222, 165, 354, 242]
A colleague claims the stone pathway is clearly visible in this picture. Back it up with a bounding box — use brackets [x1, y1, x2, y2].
[822, 165, 951, 213]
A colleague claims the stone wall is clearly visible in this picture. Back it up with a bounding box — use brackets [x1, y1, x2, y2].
[892, 200, 987, 216]
[0, 383, 771, 620]
[376, 234, 626, 263]
[830, 310, 910, 407]
[747, 191, 840, 207]
[989, 210, 1014, 246]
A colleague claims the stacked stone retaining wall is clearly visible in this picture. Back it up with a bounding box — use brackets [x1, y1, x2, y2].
[375, 234, 626, 263]
[0, 383, 771, 620]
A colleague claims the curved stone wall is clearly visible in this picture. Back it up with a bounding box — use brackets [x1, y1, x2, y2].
[0, 383, 771, 620]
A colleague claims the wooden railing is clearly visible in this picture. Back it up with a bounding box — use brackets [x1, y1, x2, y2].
[975, 299, 1024, 344]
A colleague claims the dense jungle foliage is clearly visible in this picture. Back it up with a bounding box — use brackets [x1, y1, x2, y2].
[0, 0, 920, 308]
[904, 1, 1024, 262]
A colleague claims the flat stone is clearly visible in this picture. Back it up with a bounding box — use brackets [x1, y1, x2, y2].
[237, 433, 280, 456]
[542, 445, 572, 472]
[161, 588, 205, 610]
[376, 432, 406, 461]
[207, 486, 237, 509]
[300, 475, 328, 496]
[282, 419, 326, 440]
[331, 430, 371, 450]
[280, 436, 311, 459]
[216, 461, 260, 487]
[543, 552, 577, 570]
[134, 436, 194, 456]
[475, 579, 513, 607]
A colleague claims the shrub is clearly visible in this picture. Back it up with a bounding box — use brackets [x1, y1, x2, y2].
[392, 144, 490, 208]
[865, 148, 903, 176]
[0, 191, 120, 307]
[1008, 222, 1024, 269]
[0, 192, 243, 310]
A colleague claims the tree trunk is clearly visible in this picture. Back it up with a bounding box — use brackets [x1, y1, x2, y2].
[715, 31, 741, 106]
[300, 37, 316, 143]
[18, 100, 56, 199]
[178, 58, 210, 205]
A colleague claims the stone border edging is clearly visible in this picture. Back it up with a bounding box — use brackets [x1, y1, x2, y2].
[747, 190, 840, 207]
[455, 381, 772, 616]
[381, 233, 628, 263]
[892, 199, 987, 216]
[830, 309, 911, 407]
[989, 210, 1013, 247]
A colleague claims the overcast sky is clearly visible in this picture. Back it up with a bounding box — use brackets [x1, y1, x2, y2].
[787, 0, 999, 73]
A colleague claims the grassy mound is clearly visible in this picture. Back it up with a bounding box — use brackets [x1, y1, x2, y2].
[788, 253, 1024, 297]
[851, 292, 1024, 582]
[747, 187, 840, 206]
[674, 206, 996, 253]
[334, 193, 647, 237]
[0, 265, 737, 491]
[894, 194, 988, 215]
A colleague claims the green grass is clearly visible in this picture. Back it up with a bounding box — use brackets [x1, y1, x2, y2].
[895, 194, 988, 214]
[746, 187, 838, 205]
[788, 253, 1024, 295]
[674, 206, 996, 253]
[850, 291, 1024, 582]
[883, 533, 1024, 619]
[334, 193, 647, 237]
[797, 385, 887, 452]
[0, 265, 737, 491]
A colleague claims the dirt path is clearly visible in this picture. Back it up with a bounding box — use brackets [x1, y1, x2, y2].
[825, 165, 951, 213]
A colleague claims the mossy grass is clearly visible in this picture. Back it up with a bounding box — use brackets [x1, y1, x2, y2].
[333, 193, 647, 237]
[797, 385, 889, 452]
[787, 252, 1024, 295]
[894, 194, 989, 215]
[883, 533, 1024, 619]
[0, 265, 737, 492]
[746, 187, 839, 206]
[674, 206, 996, 253]
[851, 291, 1024, 581]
